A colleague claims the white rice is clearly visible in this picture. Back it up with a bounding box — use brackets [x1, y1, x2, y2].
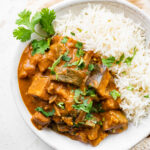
[54, 4, 150, 124]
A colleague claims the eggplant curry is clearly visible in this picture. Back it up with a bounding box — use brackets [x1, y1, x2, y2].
[18, 35, 128, 146]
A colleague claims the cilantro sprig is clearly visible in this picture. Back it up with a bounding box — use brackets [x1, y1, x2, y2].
[13, 8, 56, 55]
[110, 90, 121, 100]
[35, 107, 55, 117]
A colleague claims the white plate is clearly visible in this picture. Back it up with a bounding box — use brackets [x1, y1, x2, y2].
[11, 0, 150, 150]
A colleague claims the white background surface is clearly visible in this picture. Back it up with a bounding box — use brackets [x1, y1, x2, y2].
[0, 0, 54, 149]
[0, 0, 150, 150]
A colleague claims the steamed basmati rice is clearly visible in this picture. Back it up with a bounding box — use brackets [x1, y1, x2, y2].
[54, 4, 150, 124]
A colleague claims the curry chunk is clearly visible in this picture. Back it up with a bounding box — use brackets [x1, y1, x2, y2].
[28, 75, 50, 100]
[31, 112, 50, 130]
[101, 98, 121, 110]
[102, 110, 128, 133]
[51, 67, 86, 86]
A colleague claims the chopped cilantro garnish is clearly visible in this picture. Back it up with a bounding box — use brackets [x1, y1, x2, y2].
[57, 102, 65, 109]
[85, 113, 93, 120]
[35, 107, 55, 117]
[85, 88, 96, 97]
[144, 95, 150, 98]
[62, 50, 72, 62]
[116, 53, 125, 64]
[127, 85, 134, 91]
[72, 100, 93, 113]
[75, 41, 83, 49]
[102, 56, 115, 68]
[76, 49, 85, 57]
[88, 64, 95, 71]
[124, 47, 137, 66]
[61, 36, 69, 44]
[48, 55, 63, 74]
[98, 121, 103, 126]
[31, 39, 49, 56]
[110, 90, 121, 100]
[71, 32, 75, 36]
[78, 58, 85, 70]
[77, 28, 82, 32]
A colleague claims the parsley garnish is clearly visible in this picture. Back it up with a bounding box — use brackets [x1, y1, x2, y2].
[102, 56, 115, 68]
[110, 90, 121, 100]
[127, 85, 134, 91]
[48, 55, 63, 74]
[124, 48, 137, 66]
[57, 102, 65, 109]
[144, 95, 150, 98]
[72, 100, 93, 113]
[88, 64, 95, 71]
[71, 32, 75, 36]
[35, 107, 55, 117]
[75, 41, 83, 49]
[61, 37, 69, 44]
[62, 50, 72, 62]
[31, 39, 49, 56]
[116, 53, 125, 64]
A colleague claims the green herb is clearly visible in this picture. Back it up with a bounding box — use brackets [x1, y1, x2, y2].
[124, 48, 137, 66]
[35, 107, 55, 117]
[110, 90, 121, 100]
[91, 103, 104, 113]
[88, 64, 95, 71]
[76, 49, 85, 57]
[122, 71, 126, 75]
[127, 85, 134, 91]
[85, 113, 93, 120]
[40, 8, 56, 35]
[74, 89, 82, 103]
[48, 55, 63, 74]
[31, 39, 49, 56]
[72, 99, 93, 113]
[78, 58, 85, 70]
[116, 53, 125, 64]
[62, 50, 72, 62]
[67, 61, 79, 67]
[13, 9, 56, 42]
[77, 28, 82, 32]
[61, 36, 69, 44]
[102, 117, 105, 122]
[102, 56, 115, 68]
[57, 102, 65, 109]
[144, 95, 150, 98]
[71, 32, 75, 36]
[85, 88, 96, 97]
[75, 41, 83, 49]
[98, 121, 103, 126]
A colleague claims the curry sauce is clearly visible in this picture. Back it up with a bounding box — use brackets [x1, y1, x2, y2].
[18, 36, 128, 146]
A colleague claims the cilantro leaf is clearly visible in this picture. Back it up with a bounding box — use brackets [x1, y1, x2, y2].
[35, 107, 55, 117]
[76, 49, 85, 57]
[16, 9, 31, 27]
[13, 27, 32, 42]
[61, 37, 69, 44]
[40, 8, 56, 35]
[31, 12, 41, 30]
[71, 32, 75, 36]
[48, 55, 63, 74]
[124, 48, 137, 66]
[88, 64, 95, 71]
[57, 102, 65, 109]
[85, 88, 96, 97]
[62, 50, 71, 62]
[72, 100, 93, 113]
[110, 90, 121, 100]
[102, 56, 115, 68]
[75, 41, 83, 49]
[31, 39, 49, 56]
[127, 85, 134, 91]
[85, 113, 93, 120]
[74, 89, 82, 104]
[116, 53, 125, 64]
[78, 58, 85, 69]
[144, 95, 150, 98]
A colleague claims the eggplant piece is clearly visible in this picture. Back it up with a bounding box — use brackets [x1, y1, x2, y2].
[86, 64, 111, 97]
[102, 110, 128, 134]
[51, 67, 86, 86]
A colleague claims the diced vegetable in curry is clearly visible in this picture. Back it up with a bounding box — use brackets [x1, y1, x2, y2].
[18, 36, 128, 146]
